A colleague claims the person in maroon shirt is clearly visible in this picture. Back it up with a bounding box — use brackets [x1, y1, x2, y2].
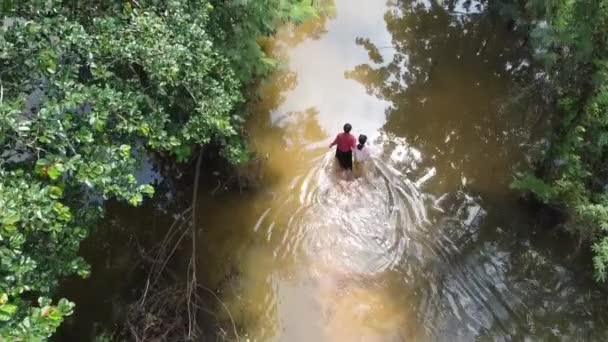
[329, 123, 357, 173]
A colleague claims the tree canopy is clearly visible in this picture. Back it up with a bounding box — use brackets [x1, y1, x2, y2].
[0, 0, 320, 339]
[507, 0, 608, 281]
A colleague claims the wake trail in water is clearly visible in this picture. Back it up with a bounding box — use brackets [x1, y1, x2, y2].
[248, 141, 531, 340]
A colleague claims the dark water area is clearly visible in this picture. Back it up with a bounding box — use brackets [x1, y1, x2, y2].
[57, 0, 608, 341]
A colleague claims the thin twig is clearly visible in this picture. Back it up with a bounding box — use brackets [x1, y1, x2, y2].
[148, 206, 192, 270]
[211, 179, 222, 195]
[186, 255, 196, 338]
[199, 285, 240, 341]
[142, 206, 192, 296]
[187, 147, 204, 338]
[149, 225, 190, 290]
[139, 278, 151, 307]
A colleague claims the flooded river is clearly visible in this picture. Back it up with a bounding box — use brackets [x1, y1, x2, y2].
[58, 0, 608, 341]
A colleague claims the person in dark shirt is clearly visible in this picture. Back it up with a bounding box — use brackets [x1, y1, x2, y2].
[329, 123, 357, 176]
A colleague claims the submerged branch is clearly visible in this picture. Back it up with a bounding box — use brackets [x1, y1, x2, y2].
[126, 148, 240, 341]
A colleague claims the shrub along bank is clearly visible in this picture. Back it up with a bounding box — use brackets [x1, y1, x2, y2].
[506, 1, 608, 281]
[0, 0, 321, 339]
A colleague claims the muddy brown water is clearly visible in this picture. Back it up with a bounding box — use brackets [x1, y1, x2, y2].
[57, 1, 608, 341]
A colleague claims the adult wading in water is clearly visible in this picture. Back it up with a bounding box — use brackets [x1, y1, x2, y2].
[329, 123, 357, 178]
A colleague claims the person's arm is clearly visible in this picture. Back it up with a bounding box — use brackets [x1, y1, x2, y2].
[351, 136, 357, 150]
[329, 134, 339, 148]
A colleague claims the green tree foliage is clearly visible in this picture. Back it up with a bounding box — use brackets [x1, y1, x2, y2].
[510, 1, 608, 281]
[0, 0, 320, 338]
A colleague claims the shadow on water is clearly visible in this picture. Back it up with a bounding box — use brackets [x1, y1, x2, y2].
[57, 0, 608, 341]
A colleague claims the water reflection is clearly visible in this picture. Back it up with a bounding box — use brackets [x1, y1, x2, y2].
[268, 0, 393, 137]
[346, 0, 532, 194]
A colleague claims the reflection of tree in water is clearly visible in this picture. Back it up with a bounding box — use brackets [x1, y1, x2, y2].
[248, 2, 334, 185]
[282, 0, 337, 47]
[248, 72, 326, 164]
[278, 107, 326, 146]
[346, 0, 536, 192]
[258, 0, 336, 63]
[249, 1, 336, 163]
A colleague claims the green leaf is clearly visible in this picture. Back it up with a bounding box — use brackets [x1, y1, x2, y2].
[48, 164, 64, 180]
[0, 304, 17, 321]
[119, 144, 131, 158]
[2, 225, 16, 234]
[174, 144, 192, 162]
[289, 4, 319, 23]
[39, 49, 58, 74]
[1, 213, 20, 226]
[38, 297, 52, 307]
[57, 299, 75, 315]
[0, 294, 7, 305]
[128, 193, 143, 206]
[48, 307, 62, 321]
[35, 158, 50, 176]
[141, 184, 155, 196]
[17, 121, 32, 131]
[49, 186, 64, 199]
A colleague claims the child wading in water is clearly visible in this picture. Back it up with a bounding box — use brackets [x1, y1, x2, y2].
[329, 123, 357, 178]
[354, 134, 371, 178]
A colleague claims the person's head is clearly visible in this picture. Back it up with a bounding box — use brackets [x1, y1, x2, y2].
[357, 134, 367, 150]
[343, 123, 352, 133]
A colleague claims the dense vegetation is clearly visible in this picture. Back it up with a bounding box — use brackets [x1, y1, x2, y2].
[0, 0, 320, 339]
[507, 0, 608, 281]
